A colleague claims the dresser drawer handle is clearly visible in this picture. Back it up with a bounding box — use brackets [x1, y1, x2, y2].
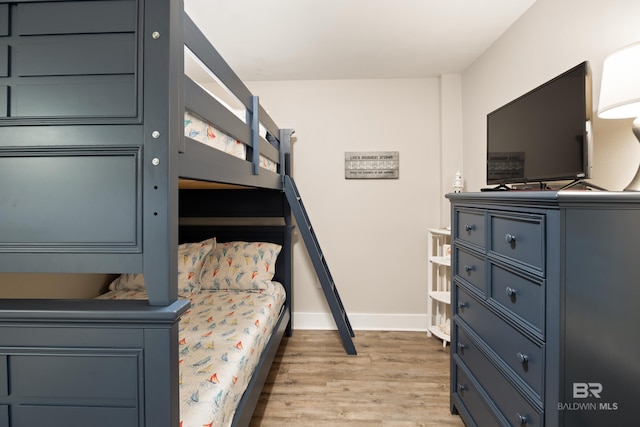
[457, 384, 468, 392]
[505, 233, 517, 243]
[457, 342, 466, 351]
[464, 264, 475, 272]
[506, 287, 517, 297]
[458, 302, 468, 309]
[517, 352, 529, 364]
[516, 412, 528, 425]
[464, 224, 475, 232]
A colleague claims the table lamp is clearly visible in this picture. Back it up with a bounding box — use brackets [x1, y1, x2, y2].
[598, 42, 640, 191]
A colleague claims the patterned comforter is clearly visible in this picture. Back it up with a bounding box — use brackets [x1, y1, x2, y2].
[97, 280, 286, 427]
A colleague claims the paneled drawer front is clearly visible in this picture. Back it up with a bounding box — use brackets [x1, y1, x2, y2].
[455, 248, 486, 296]
[13, 406, 137, 427]
[489, 213, 544, 275]
[10, 353, 140, 403]
[456, 286, 543, 398]
[456, 324, 485, 368]
[454, 325, 542, 427]
[453, 362, 500, 427]
[489, 263, 544, 335]
[455, 209, 486, 249]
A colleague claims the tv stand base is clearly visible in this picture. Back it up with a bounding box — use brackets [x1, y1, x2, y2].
[559, 180, 607, 191]
[480, 183, 512, 191]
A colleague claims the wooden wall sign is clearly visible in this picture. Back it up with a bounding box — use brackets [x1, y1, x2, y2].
[345, 151, 399, 179]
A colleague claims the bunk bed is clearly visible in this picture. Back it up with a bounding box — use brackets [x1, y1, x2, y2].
[0, 1, 294, 426]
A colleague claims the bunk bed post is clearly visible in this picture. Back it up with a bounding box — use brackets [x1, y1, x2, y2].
[280, 128, 295, 335]
[280, 128, 295, 179]
[140, 1, 184, 426]
[142, 0, 183, 307]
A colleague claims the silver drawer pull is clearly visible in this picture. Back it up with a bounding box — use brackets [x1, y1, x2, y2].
[464, 224, 475, 232]
[458, 301, 468, 309]
[464, 264, 475, 272]
[506, 287, 517, 297]
[516, 413, 528, 425]
[505, 233, 517, 243]
[458, 384, 468, 392]
[457, 342, 466, 351]
[517, 352, 529, 364]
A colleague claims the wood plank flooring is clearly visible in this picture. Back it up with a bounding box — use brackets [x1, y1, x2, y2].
[250, 330, 465, 426]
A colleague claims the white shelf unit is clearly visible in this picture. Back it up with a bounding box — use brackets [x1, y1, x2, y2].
[427, 228, 451, 346]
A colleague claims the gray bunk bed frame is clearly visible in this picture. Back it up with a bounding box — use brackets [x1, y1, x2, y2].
[0, 0, 293, 426]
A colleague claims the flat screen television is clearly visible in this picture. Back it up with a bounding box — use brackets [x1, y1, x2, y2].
[486, 61, 592, 187]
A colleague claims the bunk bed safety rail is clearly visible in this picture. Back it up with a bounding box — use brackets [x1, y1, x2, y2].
[183, 13, 286, 177]
[183, 77, 280, 168]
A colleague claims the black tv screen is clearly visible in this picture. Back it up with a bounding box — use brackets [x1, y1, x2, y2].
[486, 61, 592, 186]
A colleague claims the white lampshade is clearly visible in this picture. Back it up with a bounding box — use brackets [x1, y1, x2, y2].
[598, 42, 640, 119]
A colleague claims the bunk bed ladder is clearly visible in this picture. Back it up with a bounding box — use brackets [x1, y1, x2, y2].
[283, 175, 357, 355]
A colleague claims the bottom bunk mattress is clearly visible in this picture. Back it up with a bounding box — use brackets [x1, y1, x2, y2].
[97, 281, 285, 427]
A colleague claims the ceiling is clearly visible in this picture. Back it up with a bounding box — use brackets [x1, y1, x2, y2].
[183, 0, 537, 81]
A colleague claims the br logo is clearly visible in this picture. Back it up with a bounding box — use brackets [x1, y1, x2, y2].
[573, 383, 603, 399]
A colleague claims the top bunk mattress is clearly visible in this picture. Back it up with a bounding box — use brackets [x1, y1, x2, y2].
[184, 111, 277, 173]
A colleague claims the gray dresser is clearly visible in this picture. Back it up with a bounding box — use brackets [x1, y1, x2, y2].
[446, 191, 638, 427]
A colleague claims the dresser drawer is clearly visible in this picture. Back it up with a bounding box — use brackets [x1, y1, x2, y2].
[455, 248, 486, 295]
[455, 208, 485, 249]
[454, 324, 543, 427]
[456, 286, 544, 398]
[489, 263, 544, 336]
[453, 362, 501, 427]
[489, 213, 544, 275]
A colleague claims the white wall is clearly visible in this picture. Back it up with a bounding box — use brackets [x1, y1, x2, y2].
[0, 273, 113, 298]
[246, 0, 640, 331]
[249, 79, 448, 330]
[440, 74, 465, 218]
[462, 0, 640, 191]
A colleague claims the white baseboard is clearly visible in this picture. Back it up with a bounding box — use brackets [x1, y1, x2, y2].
[293, 312, 429, 332]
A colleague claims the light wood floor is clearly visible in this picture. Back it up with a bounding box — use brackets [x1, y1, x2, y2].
[250, 330, 465, 426]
